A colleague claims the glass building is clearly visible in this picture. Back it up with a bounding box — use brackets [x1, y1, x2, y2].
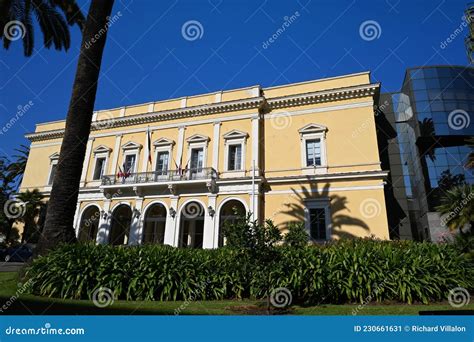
[378, 66, 473, 241]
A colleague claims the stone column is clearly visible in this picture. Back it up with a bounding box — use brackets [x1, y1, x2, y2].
[128, 197, 143, 245]
[164, 196, 179, 246]
[176, 126, 186, 167]
[212, 122, 221, 172]
[251, 115, 260, 175]
[80, 138, 94, 187]
[97, 199, 111, 244]
[203, 195, 217, 249]
[73, 201, 82, 238]
[109, 134, 123, 175]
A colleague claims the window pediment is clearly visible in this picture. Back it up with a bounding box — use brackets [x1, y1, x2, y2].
[121, 141, 142, 151]
[186, 134, 210, 144]
[93, 145, 112, 154]
[298, 123, 328, 137]
[49, 152, 60, 160]
[153, 137, 175, 147]
[222, 129, 249, 140]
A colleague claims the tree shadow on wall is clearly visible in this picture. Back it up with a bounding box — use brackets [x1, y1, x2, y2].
[276, 180, 370, 239]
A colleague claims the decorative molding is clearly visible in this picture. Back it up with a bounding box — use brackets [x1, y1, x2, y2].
[121, 141, 142, 151]
[93, 145, 112, 154]
[266, 83, 379, 109]
[25, 82, 379, 143]
[266, 170, 389, 184]
[186, 134, 210, 144]
[153, 137, 175, 148]
[298, 123, 328, 136]
[222, 129, 249, 141]
[25, 97, 264, 142]
[49, 152, 60, 160]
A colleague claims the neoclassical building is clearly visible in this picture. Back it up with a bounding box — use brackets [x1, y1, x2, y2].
[20, 71, 390, 247]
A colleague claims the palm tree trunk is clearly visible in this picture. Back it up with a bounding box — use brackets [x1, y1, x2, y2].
[37, 0, 114, 255]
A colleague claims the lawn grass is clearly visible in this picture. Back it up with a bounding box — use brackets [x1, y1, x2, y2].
[1, 272, 472, 315]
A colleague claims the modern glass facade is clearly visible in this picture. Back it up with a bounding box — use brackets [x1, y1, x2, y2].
[379, 66, 473, 241]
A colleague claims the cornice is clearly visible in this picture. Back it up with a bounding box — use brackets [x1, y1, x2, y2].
[266, 83, 379, 109]
[26, 96, 265, 142]
[25, 82, 379, 143]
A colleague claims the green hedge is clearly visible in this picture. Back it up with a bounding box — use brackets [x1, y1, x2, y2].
[26, 239, 473, 304]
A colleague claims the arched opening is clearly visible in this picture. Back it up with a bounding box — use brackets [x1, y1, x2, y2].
[143, 203, 167, 244]
[218, 200, 246, 247]
[178, 201, 205, 248]
[109, 204, 132, 245]
[78, 205, 100, 243]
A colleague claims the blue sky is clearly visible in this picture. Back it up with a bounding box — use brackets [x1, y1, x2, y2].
[0, 0, 471, 161]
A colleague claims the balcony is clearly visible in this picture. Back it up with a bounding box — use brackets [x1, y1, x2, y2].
[101, 167, 218, 193]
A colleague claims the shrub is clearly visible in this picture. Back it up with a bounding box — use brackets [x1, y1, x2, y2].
[284, 222, 308, 248]
[222, 214, 282, 253]
[25, 239, 473, 304]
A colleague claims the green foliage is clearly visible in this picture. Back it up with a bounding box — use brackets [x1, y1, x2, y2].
[284, 222, 308, 248]
[436, 184, 474, 234]
[222, 214, 282, 253]
[16, 189, 46, 243]
[26, 239, 473, 305]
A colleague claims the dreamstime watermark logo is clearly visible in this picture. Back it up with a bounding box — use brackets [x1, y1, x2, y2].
[447, 109, 470, 130]
[174, 279, 211, 315]
[3, 21, 25, 41]
[440, 191, 474, 227]
[105, 188, 123, 200]
[182, 202, 204, 219]
[92, 287, 115, 308]
[448, 287, 470, 308]
[262, 11, 301, 49]
[352, 278, 390, 315]
[181, 20, 204, 41]
[269, 287, 292, 308]
[0, 101, 34, 136]
[352, 100, 388, 138]
[0, 280, 33, 313]
[84, 11, 122, 49]
[359, 198, 381, 219]
[3, 199, 27, 219]
[440, 15, 471, 49]
[5, 323, 85, 336]
[269, 111, 292, 130]
[359, 20, 382, 41]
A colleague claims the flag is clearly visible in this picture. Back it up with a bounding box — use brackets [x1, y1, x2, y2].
[117, 165, 123, 179]
[147, 126, 152, 165]
[124, 161, 131, 177]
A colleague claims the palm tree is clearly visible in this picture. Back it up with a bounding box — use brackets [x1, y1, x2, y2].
[16, 189, 45, 243]
[37, 1, 114, 254]
[1, 0, 84, 56]
[436, 185, 474, 235]
[7, 144, 29, 187]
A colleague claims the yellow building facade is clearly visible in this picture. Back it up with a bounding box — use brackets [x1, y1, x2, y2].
[20, 71, 390, 247]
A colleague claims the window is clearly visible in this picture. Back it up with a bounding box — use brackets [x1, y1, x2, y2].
[228, 144, 242, 171]
[124, 154, 136, 173]
[309, 208, 327, 240]
[222, 130, 248, 175]
[190, 148, 204, 171]
[299, 124, 327, 174]
[120, 141, 142, 174]
[153, 138, 174, 177]
[305, 200, 330, 241]
[48, 163, 57, 185]
[156, 151, 169, 175]
[305, 139, 321, 166]
[93, 157, 106, 180]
